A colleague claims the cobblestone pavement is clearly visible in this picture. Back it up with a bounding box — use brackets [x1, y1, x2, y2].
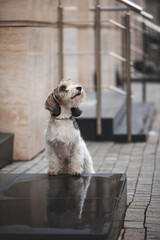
[0, 83, 160, 239]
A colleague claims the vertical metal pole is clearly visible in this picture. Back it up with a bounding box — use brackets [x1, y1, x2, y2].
[125, 12, 132, 142]
[142, 22, 147, 102]
[58, 1, 63, 82]
[95, 1, 102, 136]
[121, 15, 126, 90]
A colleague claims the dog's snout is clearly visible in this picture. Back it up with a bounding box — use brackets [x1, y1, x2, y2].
[76, 86, 82, 92]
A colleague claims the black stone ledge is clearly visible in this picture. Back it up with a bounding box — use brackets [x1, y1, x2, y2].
[0, 173, 127, 240]
[0, 132, 14, 169]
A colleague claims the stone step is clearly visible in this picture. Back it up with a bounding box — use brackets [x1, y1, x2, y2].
[77, 91, 154, 142]
[113, 102, 154, 142]
[77, 91, 126, 141]
[0, 132, 14, 169]
[131, 73, 160, 83]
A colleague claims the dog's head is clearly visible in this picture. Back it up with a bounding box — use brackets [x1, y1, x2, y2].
[45, 79, 85, 117]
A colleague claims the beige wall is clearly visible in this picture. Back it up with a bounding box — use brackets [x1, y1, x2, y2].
[0, 0, 58, 160]
[0, 0, 58, 22]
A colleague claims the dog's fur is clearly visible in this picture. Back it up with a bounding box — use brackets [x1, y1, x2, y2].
[45, 79, 94, 175]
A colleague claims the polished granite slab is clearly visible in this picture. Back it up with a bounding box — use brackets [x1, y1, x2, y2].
[0, 174, 127, 240]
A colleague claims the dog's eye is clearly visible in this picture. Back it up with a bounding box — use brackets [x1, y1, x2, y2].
[60, 85, 66, 91]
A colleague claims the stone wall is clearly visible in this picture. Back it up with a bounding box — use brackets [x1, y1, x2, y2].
[0, 0, 58, 160]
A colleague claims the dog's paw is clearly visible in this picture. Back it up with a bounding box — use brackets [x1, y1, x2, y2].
[48, 168, 59, 176]
[71, 170, 82, 176]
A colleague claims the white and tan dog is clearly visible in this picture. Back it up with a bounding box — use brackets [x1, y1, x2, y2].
[45, 79, 94, 175]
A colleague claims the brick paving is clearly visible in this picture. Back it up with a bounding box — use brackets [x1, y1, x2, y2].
[0, 83, 160, 239]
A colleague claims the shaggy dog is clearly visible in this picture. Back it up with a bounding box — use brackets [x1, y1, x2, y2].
[45, 79, 94, 175]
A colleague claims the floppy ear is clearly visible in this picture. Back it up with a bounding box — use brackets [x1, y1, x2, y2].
[71, 107, 82, 117]
[45, 92, 61, 116]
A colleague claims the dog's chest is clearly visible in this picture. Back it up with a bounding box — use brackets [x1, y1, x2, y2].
[52, 120, 79, 144]
[51, 121, 79, 159]
[53, 139, 75, 160]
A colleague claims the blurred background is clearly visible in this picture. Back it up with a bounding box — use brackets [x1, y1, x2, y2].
[0, 0, 160, 162]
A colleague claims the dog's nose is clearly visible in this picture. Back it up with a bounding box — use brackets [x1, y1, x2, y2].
[76, 86, 82, 92]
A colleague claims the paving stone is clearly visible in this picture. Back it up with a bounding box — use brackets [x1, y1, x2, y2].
[127, 184, 136, 190]
[146, 217, 160, 224]
[130, 201, 148, 209]
[139, 173, 154, 178]
[127, 164, 141, 171]
[0, 161, 23, 173]
[11, 156, 46, 173]
[39, 167, 48, 173]
[136, 184, 152, 189]
[146, 224, 160, 230]
[147, 229, 160, 240]
[127, 176, 139, 181]
[124, 228, 145, 240]
[124, 220, 144, 228]
[138, 178, 153, 184]
[125, 209, 145, 222]
[147, 208, 160, 217]
[134, 195, 150, 202]
[151, 194, 160, 199]
[25, 159, 48, 174]
[125, 228, 145, 233]
[136, 189, 152, 194]
[150, 199, 160, 205]
[147, 237, 160, 240]
[128, 179, 137, 184]
[120, 144, 134, 155]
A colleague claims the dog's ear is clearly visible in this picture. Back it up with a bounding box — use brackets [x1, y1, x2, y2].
[71, 107, 82, 117]
[45, 90, 61, 116]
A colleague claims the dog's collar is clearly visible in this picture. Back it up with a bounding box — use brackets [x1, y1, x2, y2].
[53, 116, 79, 130]
[53, 116, 73, 120]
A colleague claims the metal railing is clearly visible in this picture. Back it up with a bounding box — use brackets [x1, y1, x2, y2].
[116, 0, 153, 141]
[58, 2, 64, 81]
[134, 16, 160, 101]
[117, 0, 154, 104]
[57, 0, 154, 142]
[95, 1, 102, 136]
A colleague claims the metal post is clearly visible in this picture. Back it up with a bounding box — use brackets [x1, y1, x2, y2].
[58, 1, 63, 82]
[125, 12, 132, 142]
[95, 1, 102, 136]
[142, 22, 147, 102]
[121, 15, 126, 89]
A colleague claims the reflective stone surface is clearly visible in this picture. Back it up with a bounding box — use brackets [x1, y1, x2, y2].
[0, 174, 127, 240]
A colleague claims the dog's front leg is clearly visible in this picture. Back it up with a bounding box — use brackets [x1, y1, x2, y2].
[82, 141, 95, 173]
[46, 144, 61, 175]
[68, 144, 84, 176]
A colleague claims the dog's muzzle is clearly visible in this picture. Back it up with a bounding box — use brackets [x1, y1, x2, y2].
[71, 86, 82, 99]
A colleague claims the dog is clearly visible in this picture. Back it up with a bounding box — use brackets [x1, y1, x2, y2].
[45, 79, 95, 175]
